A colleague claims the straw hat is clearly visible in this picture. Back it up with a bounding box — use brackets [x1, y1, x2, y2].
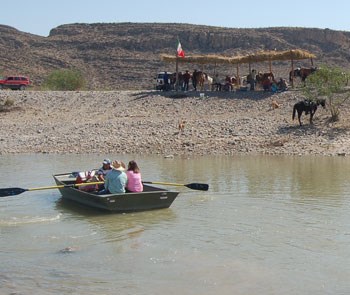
[111, 160, 126, 171]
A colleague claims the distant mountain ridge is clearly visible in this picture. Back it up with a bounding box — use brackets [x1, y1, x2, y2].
[0, 22, 350, 89]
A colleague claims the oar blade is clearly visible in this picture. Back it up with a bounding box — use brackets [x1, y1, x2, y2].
[143, 181, 209, 191]
[185, 183, 209, 191]
[0, 187, 28, 197]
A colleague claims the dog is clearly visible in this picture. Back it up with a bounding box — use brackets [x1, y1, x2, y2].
[178, 120, 186, 132]
[271, 100, 280, 110]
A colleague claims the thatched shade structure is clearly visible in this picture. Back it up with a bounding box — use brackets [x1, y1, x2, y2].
[161, 49, 316, 87]
[161, 54, 230, 64]
[160, 49, 316, 65]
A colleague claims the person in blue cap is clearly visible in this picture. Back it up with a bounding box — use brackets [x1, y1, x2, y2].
[97, 159, 112, 190]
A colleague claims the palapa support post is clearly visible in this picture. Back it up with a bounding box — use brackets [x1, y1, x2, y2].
[291, 53, 294, 88]
[236, 64, 240, 86]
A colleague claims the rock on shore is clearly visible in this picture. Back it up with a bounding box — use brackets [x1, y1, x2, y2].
[1, 90, 350, 157]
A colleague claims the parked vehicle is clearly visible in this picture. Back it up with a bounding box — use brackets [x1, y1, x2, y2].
[155, 71, 172, 90]
[0, 76, 31, 90]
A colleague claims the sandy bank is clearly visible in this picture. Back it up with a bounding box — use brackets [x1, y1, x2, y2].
[1, 90, 350, 157]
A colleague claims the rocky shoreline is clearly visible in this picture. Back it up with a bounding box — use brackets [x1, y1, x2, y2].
[1, 90, 350, 157]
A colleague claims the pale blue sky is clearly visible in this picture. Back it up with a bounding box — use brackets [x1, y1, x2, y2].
[1, 0, 349, 36]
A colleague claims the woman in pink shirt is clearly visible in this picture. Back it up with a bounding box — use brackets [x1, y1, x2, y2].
[126, 160, 143, 192]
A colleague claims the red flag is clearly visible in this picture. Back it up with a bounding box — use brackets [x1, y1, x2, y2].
[177, 40, 185, 58]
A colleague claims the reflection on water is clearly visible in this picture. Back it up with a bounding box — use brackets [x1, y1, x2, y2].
[1, 154, 350, 294]
[56, 197, 177, 244]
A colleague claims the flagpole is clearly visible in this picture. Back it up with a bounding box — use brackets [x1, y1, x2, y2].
[175, 53, 179, 91]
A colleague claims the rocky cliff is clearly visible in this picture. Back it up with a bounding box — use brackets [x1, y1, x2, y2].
[0, 23, 350, 89]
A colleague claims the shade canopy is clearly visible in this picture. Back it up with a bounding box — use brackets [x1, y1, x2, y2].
[161, 49, 316, 65]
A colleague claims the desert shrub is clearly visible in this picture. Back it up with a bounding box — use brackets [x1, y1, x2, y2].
[303, 66, 350, 122]
[0, 98, 14, 112]
[4, 98, 14, 106]
[42, 69, 86, 91]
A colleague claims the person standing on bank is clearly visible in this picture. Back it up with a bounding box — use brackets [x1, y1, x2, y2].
[163, 71, 170, 91]
[101, 160, 127, 194]
[212, 74, 222, 91]
[183, 70, 191, 91]
[126, 160, 143, 192]
[192, 69, 198, 91]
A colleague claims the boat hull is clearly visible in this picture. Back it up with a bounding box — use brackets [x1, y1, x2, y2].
[53, 173, 179, 213]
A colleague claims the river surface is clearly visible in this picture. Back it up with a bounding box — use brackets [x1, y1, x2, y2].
[1, 154, 350, 295]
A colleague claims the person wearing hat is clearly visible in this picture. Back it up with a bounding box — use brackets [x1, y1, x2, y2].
[97, 159, 112, 182]
[96, 159, 112, 191]
[100, 160, 128, 194]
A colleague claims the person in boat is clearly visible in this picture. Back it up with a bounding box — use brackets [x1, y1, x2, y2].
[126, 160, 143, 192]
[96, 158, 112, 191]
[97, 159, 112, 181]
[99, 160, 127, 194]
[76, 170, 99, 192]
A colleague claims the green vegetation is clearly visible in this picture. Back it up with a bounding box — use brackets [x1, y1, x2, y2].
[42, 69, 85, 91]
[4, 98, 14, 107]
[303, 66, 350, 122]
[0, 98, 14, 112]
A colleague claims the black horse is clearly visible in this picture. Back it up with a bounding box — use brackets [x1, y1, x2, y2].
[292, 99, 326, 126]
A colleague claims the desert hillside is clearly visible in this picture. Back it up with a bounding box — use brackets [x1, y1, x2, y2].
[0, 23, 350, 89]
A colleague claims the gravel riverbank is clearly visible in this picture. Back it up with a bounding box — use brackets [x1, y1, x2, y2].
[1, 90, 350, 157]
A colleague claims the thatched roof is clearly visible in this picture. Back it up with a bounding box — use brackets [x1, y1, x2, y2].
[161, 54, 230, 64]
[161, 49, 316, 65]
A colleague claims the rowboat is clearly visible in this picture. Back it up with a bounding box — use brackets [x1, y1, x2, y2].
[53, 173, 179, 213]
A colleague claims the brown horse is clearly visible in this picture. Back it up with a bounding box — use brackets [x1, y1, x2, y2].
[289, 67, 317, 82]
[255, 72, 275, 90]
[256, 72, 275, 83]
[169, 72, 184, 88]
[223, 75, 238, 91]
[192, 71, 211, 91]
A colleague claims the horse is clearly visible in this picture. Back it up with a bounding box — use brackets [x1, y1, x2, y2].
[206, 75, 213, 89]
[292, 98, 326, 126]
[255, 72, 275, 90]
[255, 72, 275, 91]
[192, 71, 211, 91]
[289, 67, 317, 82]
[256, 72, 275, 83]
[169, 72, 184, 89]
[223, 75, 238, 91]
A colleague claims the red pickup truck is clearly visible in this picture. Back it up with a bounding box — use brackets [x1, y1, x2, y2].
[0, 76, 31, 90]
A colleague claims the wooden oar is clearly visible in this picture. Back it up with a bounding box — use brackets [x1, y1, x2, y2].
[0, 181, 104, 197]
[143, 181, 209, 191]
